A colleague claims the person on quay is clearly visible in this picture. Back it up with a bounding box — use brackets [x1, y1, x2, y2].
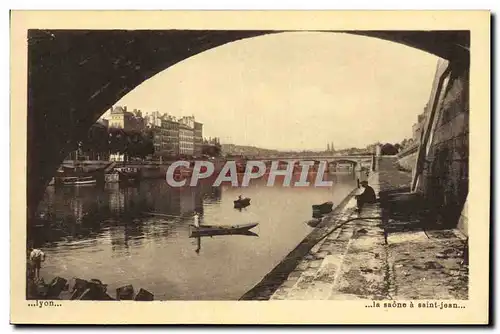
[193, 211, 200, 228]
[355, 180, 377, 212]
[29, 247, 46, 280]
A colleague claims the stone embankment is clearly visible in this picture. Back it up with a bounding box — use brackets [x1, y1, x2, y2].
[241, 156, 468, 300]
[27, 275, 154, 301]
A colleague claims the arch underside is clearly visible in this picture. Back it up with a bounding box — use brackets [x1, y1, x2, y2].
[330, 159, 358, 165]
[27, 29, 470, 216]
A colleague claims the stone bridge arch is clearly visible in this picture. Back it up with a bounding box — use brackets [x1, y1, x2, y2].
[328, 159, 359, 172]
[27, 29, 469, 217]
[329, 159, 359, 165]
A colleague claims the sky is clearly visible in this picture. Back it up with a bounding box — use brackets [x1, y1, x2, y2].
[116, 32, 440, 151]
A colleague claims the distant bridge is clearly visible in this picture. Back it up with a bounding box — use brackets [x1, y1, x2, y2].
[242, 154, 376, 170]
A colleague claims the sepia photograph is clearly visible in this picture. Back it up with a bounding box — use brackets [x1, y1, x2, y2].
[10, 10, 490, 324]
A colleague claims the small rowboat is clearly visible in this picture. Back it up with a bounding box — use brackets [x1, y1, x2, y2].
[234, 198, 251, 208]
[312, 201, 334, 214]
[190, 222, 258, 237]
[312, 211, 324, 219]
[190, 230, 259, 238]
[306, 218, 322, 228]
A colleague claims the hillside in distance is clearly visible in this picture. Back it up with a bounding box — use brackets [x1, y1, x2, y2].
[221, 143, 378, 157]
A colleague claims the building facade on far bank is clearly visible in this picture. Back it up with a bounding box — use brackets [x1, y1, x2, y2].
[144, 110, 163, 128]
[99, 107, 204, 159]
[178, 116, 195, 156]
[149, 114, 202, 158]
[161, 116, 180, 156]
[194, 122, 203, 156]
[106, 106, 145, 132]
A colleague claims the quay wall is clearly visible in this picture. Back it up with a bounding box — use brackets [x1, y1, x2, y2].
[61, 159, 225, 179]
[417, 59, 469, 232]
[62, 160, 171, 179]
[397, 145, 418, 173]
[456, 196, 468, 237]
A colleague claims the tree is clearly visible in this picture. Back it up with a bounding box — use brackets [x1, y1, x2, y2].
[400, 138, 409, 149]
[125, 130, 141, 158]
[81, 123, 109, 159]
[202, 143, 222, 157]
[381, 143, 399, 155]
[108, 128, 128, 154]
[143, 139, 155, 158]
[120, 129, 155, 159]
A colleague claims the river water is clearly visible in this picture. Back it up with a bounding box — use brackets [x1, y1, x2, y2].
[31, 172, 358, 300]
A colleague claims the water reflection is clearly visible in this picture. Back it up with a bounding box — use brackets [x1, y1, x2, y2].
[30, 180, 222, 247]
[31, 172, 358, 300]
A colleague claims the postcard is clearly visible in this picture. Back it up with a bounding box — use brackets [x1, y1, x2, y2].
[10, 10, 490, 324]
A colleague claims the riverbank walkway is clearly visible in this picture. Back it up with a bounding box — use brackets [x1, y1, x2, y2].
[246, 156, 469, 300]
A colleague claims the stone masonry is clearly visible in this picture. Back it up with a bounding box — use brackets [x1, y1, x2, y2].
[267, 157, 468, 300]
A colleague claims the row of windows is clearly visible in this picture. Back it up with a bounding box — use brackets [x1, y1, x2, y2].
[152, 133, 195, 140]
[154, 137, 197, 143]
[110, 123, 143, 131]
[154, 135, 197, 140]
[162, 124, 179, 130]
[154, 136, 203, 146]
[152, 128, 199, 135]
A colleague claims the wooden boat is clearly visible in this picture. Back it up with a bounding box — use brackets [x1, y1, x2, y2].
[312, 211, 324, 219]
[190, 229, 259, 238]
[312, 201, 334, 214]
[61, 176, 97, 186]
[61, 163, 107, 174]
[190, 222, 258, 237]
[142, 212, 183, 219]
[306, 218, 322, 228]
[234, 197, 251, 208]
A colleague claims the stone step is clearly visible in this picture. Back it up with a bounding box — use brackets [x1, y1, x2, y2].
[386, 229, 468, 300]
[270, 231, 353, 300]
[272, 217, 383, 300]
[328, 219, 388, 300]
